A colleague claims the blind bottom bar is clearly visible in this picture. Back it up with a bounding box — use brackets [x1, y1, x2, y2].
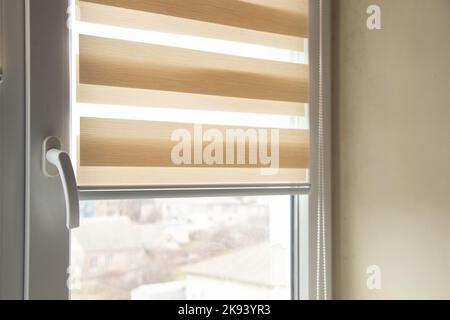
[78, 184, 310, 200]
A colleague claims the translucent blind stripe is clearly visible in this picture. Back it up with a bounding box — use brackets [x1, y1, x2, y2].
[77, 84, 307, 117]
[77, 167, 308, 187]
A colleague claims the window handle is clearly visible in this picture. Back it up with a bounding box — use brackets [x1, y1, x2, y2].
[42, 137, 80, 229]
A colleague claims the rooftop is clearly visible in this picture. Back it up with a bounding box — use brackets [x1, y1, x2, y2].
[181, 243, 288, 287]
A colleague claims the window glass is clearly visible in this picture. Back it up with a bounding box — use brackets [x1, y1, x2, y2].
[70, 196, 292, 300]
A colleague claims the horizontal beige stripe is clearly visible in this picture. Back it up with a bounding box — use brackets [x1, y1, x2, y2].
[77, 167, 308, 187]
[80, 35, 305, 78]
[79, 0, 308, 38]
[78, 1, 305, 51]
[80, 117, 309, 168]
[77, 84, 306, 116]
[79, 35, 309, 103]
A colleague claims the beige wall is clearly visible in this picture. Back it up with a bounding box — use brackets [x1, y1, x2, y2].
[332, 0, 450, 299]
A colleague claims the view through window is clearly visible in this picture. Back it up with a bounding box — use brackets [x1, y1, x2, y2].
[70, 196, 292, 300]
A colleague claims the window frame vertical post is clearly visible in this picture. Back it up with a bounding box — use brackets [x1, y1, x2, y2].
[0, 0, 26, 300]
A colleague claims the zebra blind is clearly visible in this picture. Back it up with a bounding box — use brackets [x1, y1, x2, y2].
[74, 0, 310, 186]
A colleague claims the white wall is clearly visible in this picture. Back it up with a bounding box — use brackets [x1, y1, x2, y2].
[333, 0, 450, 299]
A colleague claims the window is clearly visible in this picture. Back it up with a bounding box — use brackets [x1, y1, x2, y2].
[24, 0, 331, 300]
[66, 0, 312, 300]
[71, 196, 293, 300]
[89, 257, 98, 270]
[105, 255, 113, 267]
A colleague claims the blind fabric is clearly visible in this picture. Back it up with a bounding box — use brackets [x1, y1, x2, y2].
[78, 0, 308, 50]
[80, 0, 308, 37]
[80, 118, 309, 168]
[79, 35, 309, 103]
[76, 0, 310, 187]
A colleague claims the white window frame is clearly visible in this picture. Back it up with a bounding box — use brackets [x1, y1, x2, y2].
[8, 0, 333, 300]
[0, 0, 26, 300]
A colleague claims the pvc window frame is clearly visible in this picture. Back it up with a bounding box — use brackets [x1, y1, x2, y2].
[0, 0, 26, 300]
[22, 0, 332, 300]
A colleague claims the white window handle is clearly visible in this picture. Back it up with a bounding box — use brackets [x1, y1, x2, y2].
[42, 137, 80, 229]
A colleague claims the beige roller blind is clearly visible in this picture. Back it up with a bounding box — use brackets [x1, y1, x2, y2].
[75, 0, 310, 187]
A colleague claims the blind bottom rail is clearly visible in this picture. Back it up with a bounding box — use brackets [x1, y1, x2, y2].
[78, 184, 311, 200]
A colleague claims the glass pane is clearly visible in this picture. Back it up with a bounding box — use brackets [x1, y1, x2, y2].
[70, 196, 291, 300]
